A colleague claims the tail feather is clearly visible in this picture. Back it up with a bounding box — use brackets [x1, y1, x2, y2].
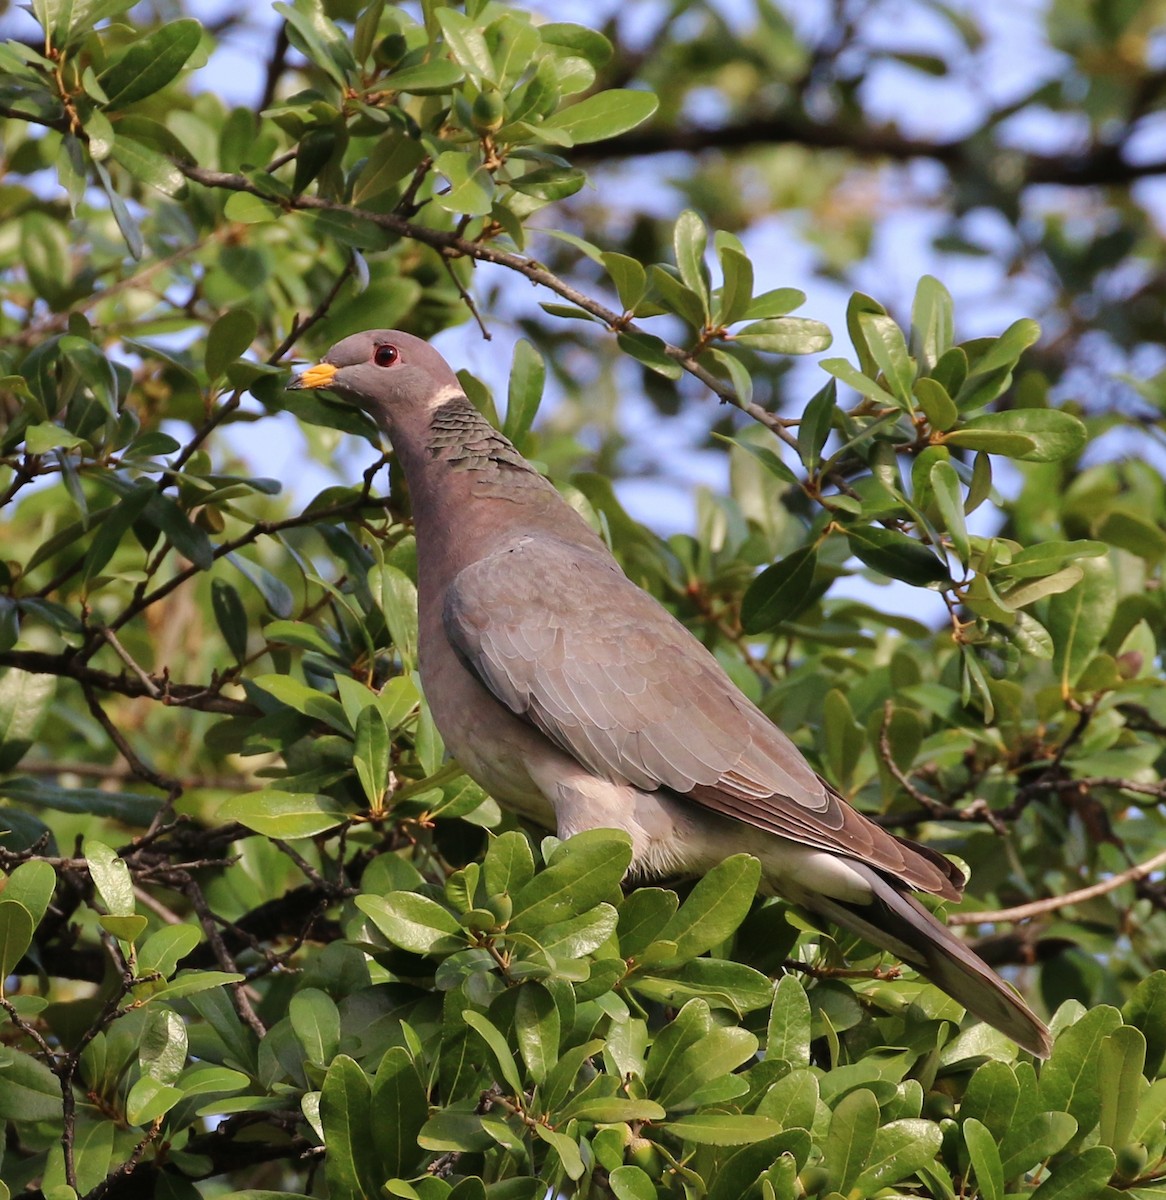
[805, 866, 1051, 1059]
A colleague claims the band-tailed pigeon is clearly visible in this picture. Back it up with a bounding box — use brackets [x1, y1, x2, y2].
[291, 329, 1051, 1057]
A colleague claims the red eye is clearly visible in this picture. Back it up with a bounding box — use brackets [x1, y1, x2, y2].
[373, 344, 399, 367]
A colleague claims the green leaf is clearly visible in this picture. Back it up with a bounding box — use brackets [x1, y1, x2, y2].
[275, 0, 356, 87]
[819, 357, 898, 406]
[370, 1047, 427, 1181]
[964, 1118, 1004, 1200]
[533, 1123, 585, 1180]
[994, 540, 1108, 581]
[631, 958, 773, 1014]
[352, 133, 427, 205]
[1039, 1004, 1122, 1133]
[741, 545, 819, 633]
[756, 1068, 818, 1130]
[930, 459, 969, 566]
[656, 854, 760, 963]
[716, 239, 754, 326]
[506, 164, 585, 201]
[1, 860, 55, 928]
[353, 706, 390, 810]
[1028, 1145, 1115, 1200]
[823, 1088, 879, 1193]
[217, 790, 347, 839]
[617, 331, 683, 379]
[223, 193, 281, 224]
[733, 318, 832, 355]
[98, 19, 202, 107]
[767, 974, 812, 1066]
[601, 252, 647, 311]
[206, 309, 258, 381]
[944, 409, 1086, 462]
[84, 839, 134, 918]
[417, 1109, 493, 1153]
[126, 1076, 183, 1125]
[539, 903, 618, 960]
[915, 376, 958, 431]
[80, 484, 154, 591]
[100, 913, 147, 942]
[744, 287, 806, 319]
[436, 8, 494, 81]
[110, 134, 186, 195]
[847, 525, 952, 586]
[0, 669, 56, 772]
[648, 1016, 757, 1109]
[797, 378, 837, 473]
[1097, 1025, 1145, 1151]
[542, 88, 658, 144]
[137, 924, 201, 980]
[290, 988, 341, 1067]
[384, 58, 465, 94]
[537, 22, 613, 66]
[673, 210, 710, 320]
[228, 553, 294, 618]
[857, 311, 915, 406]
[0, 900, 35, 984]
[509, 830, 632, 933]
[369, 564, 419, 670]
[503, 340, 545, 444]
[0, 777, 160, 825]
[483, 830, 535, 898]
[1123, 971, 1166, 1077]
[355, 892, 464, 954]
[251, 674, 349, 733]
[649, 265, 707, 330]
[1094, 508, 1166, 561]
[910, 275, 954, 371]
[0, 1048, 60, 1120]
[853, 1118, 944, 1195]
[607, 1166, 655, 1200]
[320, 1055, 376, 1200]
[433, 150, 495, 217]
[658, 1114, 784, 1145]
[715, 433, 800, 485]
[514, 983, 559, 1086]
[211, 580, 249, 663]
[462, 1011, 525, 1095]
[1047, 557, 1117, 691]
[617, 887, 678, 958]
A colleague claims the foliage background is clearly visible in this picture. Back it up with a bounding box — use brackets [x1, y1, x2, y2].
[1, 1, 1165, 1198]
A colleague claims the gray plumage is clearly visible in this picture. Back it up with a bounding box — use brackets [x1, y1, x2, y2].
[291, 329, 1052, 1058]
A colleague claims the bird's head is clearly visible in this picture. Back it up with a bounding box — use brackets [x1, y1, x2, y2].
[288, 330, 463, 429]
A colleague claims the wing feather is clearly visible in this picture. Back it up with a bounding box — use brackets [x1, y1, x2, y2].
[444, 536, 961, 899]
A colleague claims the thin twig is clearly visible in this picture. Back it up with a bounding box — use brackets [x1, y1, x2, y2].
[949, 846, 1166, 926]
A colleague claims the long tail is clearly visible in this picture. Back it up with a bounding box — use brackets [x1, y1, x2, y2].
[805, 864, 1052, 1058]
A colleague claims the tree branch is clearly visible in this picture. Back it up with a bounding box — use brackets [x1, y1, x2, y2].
[176, 164, 800, 449]
[950, 846, 1166, 926]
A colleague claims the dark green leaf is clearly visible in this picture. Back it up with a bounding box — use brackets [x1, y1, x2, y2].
[1123, 971, 1166, 1077]
[847, 525, 952, 586]
[740, 545, 819, 633]
[656, 854, 760, 963]
[211, 580, 249, 663]
[98, 19, 202, 107]
[797, 377, 837, 472]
